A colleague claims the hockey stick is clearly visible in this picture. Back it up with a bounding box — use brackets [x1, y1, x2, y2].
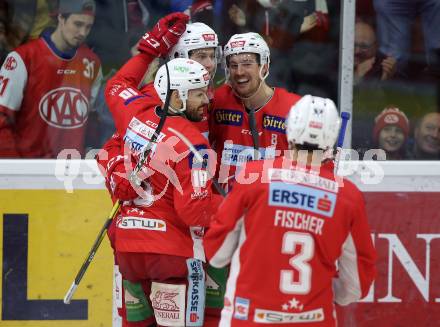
[334, 111, 351, 174]
[168, 127, 227, 197]
[64, 63, 172, 304]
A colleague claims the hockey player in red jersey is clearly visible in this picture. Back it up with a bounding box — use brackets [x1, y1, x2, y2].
[97, 13, 227, 326]
[107, 57, 216, 327]
[204, 95, 377, 326]
[0, 0, 102, 158]
[209, 32, 301, 191]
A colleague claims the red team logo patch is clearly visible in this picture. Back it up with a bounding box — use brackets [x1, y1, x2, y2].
[39, 87, 89, 129]
[4, 56, 17, 71]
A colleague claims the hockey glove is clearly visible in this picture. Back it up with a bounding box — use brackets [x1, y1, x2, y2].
[109, 162, 139, 201]
[138, 12, 189, 57]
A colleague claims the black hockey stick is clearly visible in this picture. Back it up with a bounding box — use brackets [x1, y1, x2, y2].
[64, 63, 172, 304]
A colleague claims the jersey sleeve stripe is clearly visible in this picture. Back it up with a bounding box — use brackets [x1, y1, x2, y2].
[333, 233, 363, 305]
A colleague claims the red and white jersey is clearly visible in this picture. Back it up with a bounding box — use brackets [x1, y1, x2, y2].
[209, 85, 301, 190]
[0, 36, 102, 157]
[117, 109, 215, 260]
[204, 158, 377, 327]
[105, 53, 209, 138]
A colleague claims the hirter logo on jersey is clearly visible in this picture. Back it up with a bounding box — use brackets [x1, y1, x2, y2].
[3, 56, 17, 71]
[263, 114, 286, 133]
[39, 87, 89, 129]
[214, 109, 243, 126]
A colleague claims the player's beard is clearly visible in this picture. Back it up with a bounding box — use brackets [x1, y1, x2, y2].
[185, 105, 204, 122]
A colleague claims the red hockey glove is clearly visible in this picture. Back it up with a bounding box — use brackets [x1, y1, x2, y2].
[138, 12, 189, 57]
[109, 162, 139, 201]
[315, 11, 329, 32]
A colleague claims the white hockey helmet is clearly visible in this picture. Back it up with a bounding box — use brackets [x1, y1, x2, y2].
[168, 22, 219, 60]
[286, 95, 341, 150]
[223, 32, 270, 66]
[154, 58, 210, 113]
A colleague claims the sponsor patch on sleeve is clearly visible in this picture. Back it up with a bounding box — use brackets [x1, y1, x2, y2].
[188, 144, 209, 169]
[124, 117, 166, 152]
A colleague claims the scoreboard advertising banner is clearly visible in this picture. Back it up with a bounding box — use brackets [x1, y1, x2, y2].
[1, 160, 440, 326]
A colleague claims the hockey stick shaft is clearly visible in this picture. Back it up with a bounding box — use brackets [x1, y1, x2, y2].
[64, 64, 172, 304]
[168, 127, 227, 197]
[64, 200, 120, 304]
[334, 112, 351, 174]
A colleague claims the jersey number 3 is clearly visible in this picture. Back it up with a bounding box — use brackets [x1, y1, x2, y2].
[280, 231, 314, 294]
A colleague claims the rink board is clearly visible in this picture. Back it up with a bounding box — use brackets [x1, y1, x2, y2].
[0, 160, 114, 327]
[0, 160, 440, 327]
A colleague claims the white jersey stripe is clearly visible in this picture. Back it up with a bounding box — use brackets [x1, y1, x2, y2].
[219, 216, 246, 327]
[333, 233, 362, 305]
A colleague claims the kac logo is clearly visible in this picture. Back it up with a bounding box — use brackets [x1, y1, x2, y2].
[4, 56, 17, 71]
[39, 87, 89, 129]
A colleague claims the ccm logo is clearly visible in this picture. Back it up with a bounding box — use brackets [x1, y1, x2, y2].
[57, 69, 76, 75]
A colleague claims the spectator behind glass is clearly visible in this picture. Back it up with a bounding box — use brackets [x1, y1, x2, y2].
[354, 19, 397, 83]
[407, 112, 440, 160]
[0, 0, 102, 158]
[373, 0, 440, 76]
[373, 107, 409, 160]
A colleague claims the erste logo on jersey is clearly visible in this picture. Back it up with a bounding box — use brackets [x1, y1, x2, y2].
[214, 109, 243, 126]
[263, 114, 286, 133]
[39, 87, 89, 129]
[269, 182, 336, 217]
[3, 56, 17, 71]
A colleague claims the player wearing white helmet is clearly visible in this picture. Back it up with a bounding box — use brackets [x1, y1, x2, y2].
[100, 55, 218, 326]
[286, 95, 341, 151]
[97, 13, 223, 327]
[169, 22, 220, 78]
[204, 95, 376, 327]
[154, 57, 210, 118]
[209, 32, 301, 192]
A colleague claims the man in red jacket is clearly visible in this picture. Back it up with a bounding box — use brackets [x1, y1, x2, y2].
[205, 95, 377, 326]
